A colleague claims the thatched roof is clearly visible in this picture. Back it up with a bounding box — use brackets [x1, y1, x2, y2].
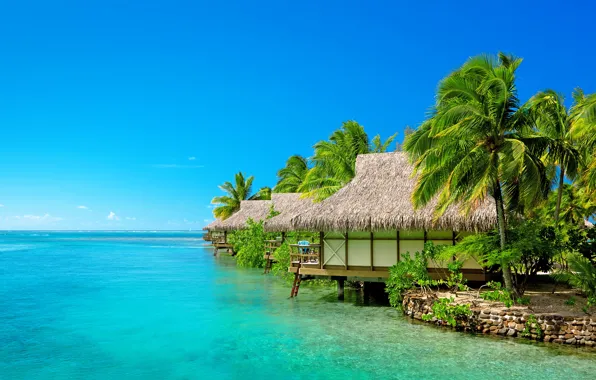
[264, 193, 314, 232]
[291, 152, 497, 232]
[203, 219, 221, 231]
[207, 200, 273, 231]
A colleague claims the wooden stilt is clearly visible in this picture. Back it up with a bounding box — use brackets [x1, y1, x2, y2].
[337, 278, 345, 300]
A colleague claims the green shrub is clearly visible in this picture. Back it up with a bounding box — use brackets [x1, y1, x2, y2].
[480, 281, 514, 307]
[385, 250, 430, 308]
[421, 297, 473, 328]
[234, 218, 267, 268]
[565, 296, 576, 306]
[521, 314, 543, 339]
[516, 296, 531, 305]
[555, 253, 596, 308]
[271, 241, 293, 282]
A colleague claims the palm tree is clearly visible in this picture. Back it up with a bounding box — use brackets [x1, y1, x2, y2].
[254, 186, 272, 200]
[527, 90, 582, 224]
[570, 90, 596, 193]
[534, 185, 596, 226]
[404, 53, 550, 295]
[300, 120, 396, 201]
[273, 155, 309, 193]
[211, 172, 265, 219]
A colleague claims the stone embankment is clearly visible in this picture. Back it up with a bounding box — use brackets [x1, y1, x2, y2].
[403, 292, 595, 347]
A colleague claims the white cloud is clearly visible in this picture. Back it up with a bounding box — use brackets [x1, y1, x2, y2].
[0, 204, 4, 207]
[77, 205, 89, 210]
[206, 205, 215, 209]
[188, 156, 196, 161]
[125, 216, 136, 221]
[11, 214, 63, 223]
[203, 219, 213, 223]
[107, 211, 120, 221]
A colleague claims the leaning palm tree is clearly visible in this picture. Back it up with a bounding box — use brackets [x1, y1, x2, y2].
[300, 121, 396, 201]
[404, 53, 550, 295]
[273, 155, 309, 193]
[211, 172, 265, 219]
[527, 90, 582, 224]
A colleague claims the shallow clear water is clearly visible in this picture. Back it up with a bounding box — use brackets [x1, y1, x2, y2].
[1, 231, 595, 379]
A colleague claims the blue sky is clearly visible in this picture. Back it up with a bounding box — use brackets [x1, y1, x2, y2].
[0, 0, 594, 230]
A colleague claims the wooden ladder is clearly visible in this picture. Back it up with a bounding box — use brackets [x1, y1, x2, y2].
[263, 253, 272, 274]
[290, 269, 302, 297]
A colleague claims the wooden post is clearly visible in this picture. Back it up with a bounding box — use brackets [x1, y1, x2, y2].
[337, 278, 345, 300]
[452, 231, 456, 245]
[224, 230, 228, 243]
[344, 232, 349, 270]
[282, 231, 286, 242]
[423, 230, 427, 244]
[370, 232, 374, 271]
[319, 231, 324, 269]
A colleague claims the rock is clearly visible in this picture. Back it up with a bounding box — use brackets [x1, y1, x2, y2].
[515, 324, 525, 331]
[566, 338, 576, 345]
[507, 329, 516, 337]
[498, 328, 508, 335]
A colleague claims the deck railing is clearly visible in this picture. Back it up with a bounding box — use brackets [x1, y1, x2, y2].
[289, 243, 321, 267]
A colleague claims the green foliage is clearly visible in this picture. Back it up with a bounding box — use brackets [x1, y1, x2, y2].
[516, 296, 531, 305]
[271, 241, 293, 282]
[274, 155, 310, 193]
[421, 297, 473, 328]
[232, 218, 267, 268]
[445, 260, 468, 291]
[299, 120, 397, 201]
[565, 296, 576, 306]
[444, 219, 565, 295]
[211, 172, 268, 219]
[521, 314, 543, 339]
[386, 251, 430, 308]
[480, 281, 514, 308]
[554, 253, 596, 307]
[386, 242, 466, 307]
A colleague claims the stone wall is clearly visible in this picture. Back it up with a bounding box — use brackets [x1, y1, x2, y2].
[403, 292, 596, 347]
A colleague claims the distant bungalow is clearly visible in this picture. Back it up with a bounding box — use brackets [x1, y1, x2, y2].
[262, 193, 316, 273]
[206, 199, 273, 255]
[286, 152, 497, 296]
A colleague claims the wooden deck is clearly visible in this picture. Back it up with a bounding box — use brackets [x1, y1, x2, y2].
[289, 266, 493, 282]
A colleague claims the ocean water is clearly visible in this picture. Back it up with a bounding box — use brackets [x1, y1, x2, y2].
[1, 232, 595, 379]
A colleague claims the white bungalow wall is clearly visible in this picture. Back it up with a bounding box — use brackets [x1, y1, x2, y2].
[322, 230, 481, 270]
[323, 232, 347, 266]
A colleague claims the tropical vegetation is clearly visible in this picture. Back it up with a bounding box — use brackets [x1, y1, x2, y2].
[211, 172, 271, 220]
[403, 52, 595, 298]
[210, 51, 595, 307]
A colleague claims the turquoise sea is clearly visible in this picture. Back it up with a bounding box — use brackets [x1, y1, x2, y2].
[1, 231, 595, 379]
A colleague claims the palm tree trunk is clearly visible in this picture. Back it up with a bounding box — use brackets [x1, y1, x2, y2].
[494, 180, 516, 297]
[554, 168, 565, 224]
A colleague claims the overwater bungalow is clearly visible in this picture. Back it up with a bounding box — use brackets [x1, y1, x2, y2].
[287, 152, 497, 296]
[203, 219, 229, 251]
[262, 193, 315, 273]
[208, 199, 274, 255]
